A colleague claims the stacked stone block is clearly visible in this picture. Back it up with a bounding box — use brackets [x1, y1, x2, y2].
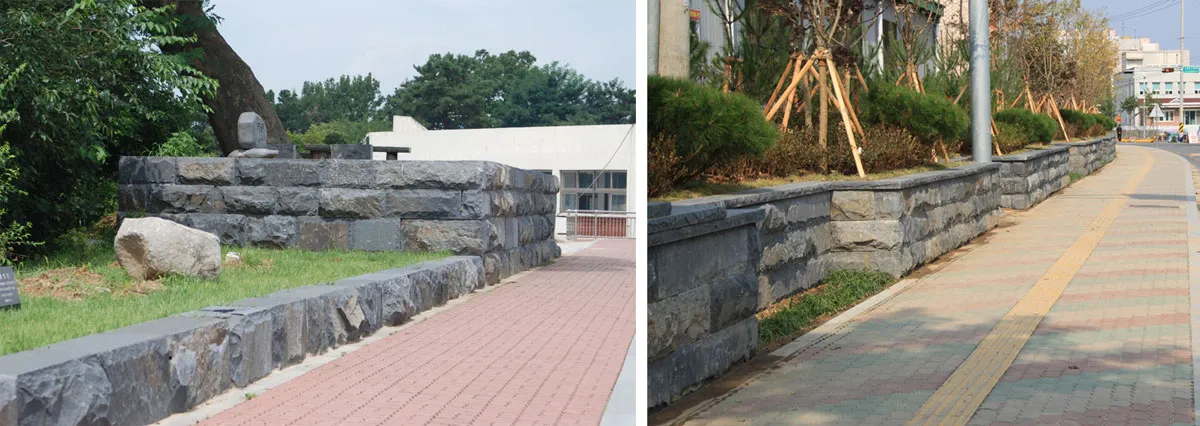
[117, 157, 560, 283]
[1058, 135, 1117, 177]
[648, 203, 762, 408]
[994, 146, 1071, 210]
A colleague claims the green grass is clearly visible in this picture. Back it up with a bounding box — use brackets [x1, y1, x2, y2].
[653, 163, 968, 202]
[1068, 171, 1085, 183]
[1, 246, 448, 356]
[757, 270, 895, 348]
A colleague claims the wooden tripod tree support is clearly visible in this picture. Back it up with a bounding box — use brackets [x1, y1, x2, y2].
[764, 50, 866, 177]
[1043, 94, 1071, 142]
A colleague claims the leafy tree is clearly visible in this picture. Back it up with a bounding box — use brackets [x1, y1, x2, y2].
[0, 0, 213, 251]
[288, 120, 390, 146]
[268, 74, 385, 132]
[380, 50, 634, 129]
[1120, 96, 1139, 116]
[139, 0, 290, 153]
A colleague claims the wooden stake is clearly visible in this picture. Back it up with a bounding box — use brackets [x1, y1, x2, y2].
[1010, 90, 1024, 109]
[938, 141, 951, 162]
[1049, 96, 1070, 142]
[954, 85, 968, 104]
[766, 57, 816, 120]
[855, 67, 869, 93]
[829, 68, 865, 137]
[764, 56, 797, 114]
[781, 90, 795, 129]
[818, 60, 830, 155]
[827, 59, 866, 178]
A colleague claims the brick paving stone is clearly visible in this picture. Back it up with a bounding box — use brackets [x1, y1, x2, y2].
[201, 239, 634, 426]
[684, 146, 1197, 425]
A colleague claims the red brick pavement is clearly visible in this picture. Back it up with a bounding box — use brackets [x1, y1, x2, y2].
[202, 239, 635, 426]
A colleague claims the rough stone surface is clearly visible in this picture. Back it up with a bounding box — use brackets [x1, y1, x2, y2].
[237, 112, 268, 150]
[330, 144, 373, 160]
[115, 217, 222, 280]
[402, 220, 494, 255]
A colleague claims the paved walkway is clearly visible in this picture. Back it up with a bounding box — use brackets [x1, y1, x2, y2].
[202, 239, 635, 426]
[683, 145, 1198, 426]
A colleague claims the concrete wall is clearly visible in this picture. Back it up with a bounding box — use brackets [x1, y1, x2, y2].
[648, 142, 1118, 406]
[367, 120, 637, 235]
[1, 256, 483, 426]
[117, 157, 559, 284]
[648, 203, 762, 408]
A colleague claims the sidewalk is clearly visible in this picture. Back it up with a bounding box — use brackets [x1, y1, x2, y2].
[200, 239, 635, 426]
[681, 145, 1197, 425]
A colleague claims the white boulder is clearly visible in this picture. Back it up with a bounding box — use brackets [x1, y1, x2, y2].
[115, 217, 222, 280]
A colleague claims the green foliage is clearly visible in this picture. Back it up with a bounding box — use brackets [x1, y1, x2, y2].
[994, 108, 1057, 143]
[1059, 108, 1112, 137]
[993, 122, 1033, 153]
[0, 0, 215, 252]
[149, 131, 218, 157]
[758, 270, 894, 347]
[735, 125, 931, 177]
[648, 76, 778, 188]
[287, 120, 390, 146]
[1091, 113, 1116, 131]
[860, 82, 969, 144]
[267, 74, 385, 133]
[1119, 96, 1139, 115]
[379, 50, 634, 129]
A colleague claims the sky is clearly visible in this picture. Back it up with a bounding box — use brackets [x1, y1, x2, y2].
[1088, 0, 1199, 59]
[209, 0, 637, 94]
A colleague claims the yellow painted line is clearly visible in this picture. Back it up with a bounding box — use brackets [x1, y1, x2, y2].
[906, 149, 1156, 426]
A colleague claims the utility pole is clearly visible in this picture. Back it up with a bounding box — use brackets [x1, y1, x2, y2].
[970, 0, 990, 162]
[1181, 0, 1186, 132]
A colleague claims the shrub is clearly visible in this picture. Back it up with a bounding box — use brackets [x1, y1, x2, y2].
[288, 120, 389, 146]
[860, 82, 969, 145]
[724, 124, 930, 178]
[148, 131, 218, 157]
[1091, 113, 1117, 133]
[994, 122, 1034, 153]
[1058, 109, 1099, 138]
[994, 108, 1056, 143]
[648, 76, 778, 187]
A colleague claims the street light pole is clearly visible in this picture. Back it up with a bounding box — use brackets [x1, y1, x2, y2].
[970, 0, 991, 162]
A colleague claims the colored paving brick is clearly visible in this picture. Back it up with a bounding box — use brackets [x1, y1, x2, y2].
[682, 146, 1197, 426]
[200, 239, 635, 426]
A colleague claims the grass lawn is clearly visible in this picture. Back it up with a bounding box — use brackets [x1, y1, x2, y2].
[756, 270, 895, 349]
[653, 162, 968, 202]
[1, 245, 447, 356]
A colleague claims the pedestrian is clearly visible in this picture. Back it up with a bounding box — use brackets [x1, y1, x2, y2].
[1116, 125, 1122, 142]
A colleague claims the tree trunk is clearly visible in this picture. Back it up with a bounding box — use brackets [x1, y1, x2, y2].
[141, 0, 289, 154]
[818, 62, 829, 172]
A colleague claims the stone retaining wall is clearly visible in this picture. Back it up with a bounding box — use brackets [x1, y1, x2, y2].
[1059, 135, 1117, 176]
[118, 157, 560, 283]
[0, 256, 483, 426]
[647, 204, 762, 408]
[994, 145, 1070, 210]
[649, 145, 1119, 406]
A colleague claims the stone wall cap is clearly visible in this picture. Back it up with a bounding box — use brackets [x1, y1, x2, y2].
[648, 202, 672, 219]
[648, 204, 727, 235]
[993, 145, 1070, 162]
[649, 207, 762, 247]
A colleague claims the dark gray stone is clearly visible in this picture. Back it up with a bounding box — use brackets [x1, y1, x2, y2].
[119, 157, 177, 185]
[165, 319, 232, 409]
[349, 219, 403, 251]
[236, 159, 322, 187]
[298, 219, 349, 251]
[151, 185, 224, 214]
[0, 375, 14, 426]
[320, 160, 377, 188]
[649, 202, 672, 219]
[183, 214, 247, 246]
[14, 359, 112, 426]
[648, 317, 757, 408]
[267, 144, 298, 159]
[223, 186, 280, 215]
[276, 188, 319, 216]
[330, 144, 373, 160]
[177, 158, 236, 185]
[319, 189, 385, 218]
[374, 161, 489, 190]
[383, 189, 464, 219]
[118, 185, 149, 213]
[401, 220, 495, 255]
[246, 216, 297, 248]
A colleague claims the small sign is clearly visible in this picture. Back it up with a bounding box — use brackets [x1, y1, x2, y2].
[1116, 116, 1123, 123]
[0, 266, 18, 310]
[689, 9, 701, 21]
[1184, 66, 1200, 73]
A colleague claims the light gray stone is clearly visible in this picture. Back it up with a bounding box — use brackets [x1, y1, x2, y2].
[115, 217, 222, 280]
[246, 216, 297, 248]
[237, 112, 268, 150]
[831, 191, 874, 221]
[241, 148, 278, 158]
[177, 158, 236, 185]
[401, 220, 494, 255]
[647, 286, 710, 360]
[319, 189, 384, 218]
[831, 220, 902, 251]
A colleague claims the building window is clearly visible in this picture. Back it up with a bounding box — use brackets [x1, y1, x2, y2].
[1140, 82, 1148, 95]
[559, 170, 628, 213]
[1154, 82, 1162, 94]
[1167, 82, 1175, 94]
[1165, 111, 1175, 121]
[1187, 111, 1197, 125]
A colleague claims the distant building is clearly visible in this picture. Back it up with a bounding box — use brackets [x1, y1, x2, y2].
[368, 117, 636, 237]
[1112, 35, 1196, 128]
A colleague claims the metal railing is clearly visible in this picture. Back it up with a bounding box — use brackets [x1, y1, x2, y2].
[564, 210, 636, 239]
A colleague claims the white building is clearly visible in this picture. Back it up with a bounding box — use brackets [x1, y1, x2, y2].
[368, 117, 637, 236]
[1113, 36, 1197, 128]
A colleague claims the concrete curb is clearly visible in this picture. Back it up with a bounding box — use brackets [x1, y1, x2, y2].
[1173, 151, 1200, 426]
[0, 256, 485, 426]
